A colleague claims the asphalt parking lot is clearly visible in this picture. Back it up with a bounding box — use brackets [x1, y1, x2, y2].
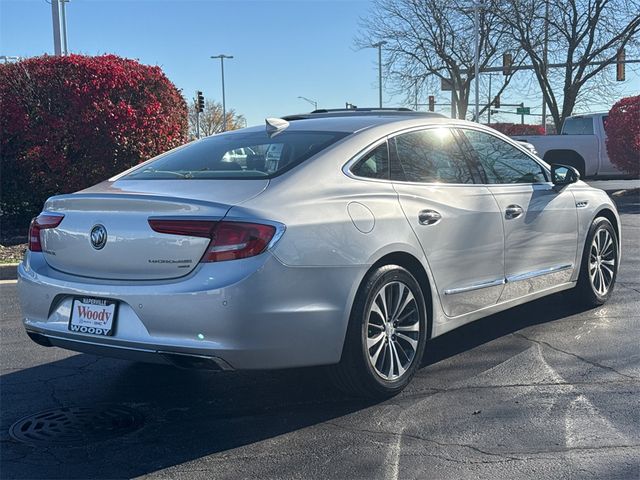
[1, 186, 638, 479]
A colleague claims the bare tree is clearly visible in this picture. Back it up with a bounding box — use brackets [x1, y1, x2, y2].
[496, 0, 640, 132]
[358, 0, 523, 118]
[188, 99, 246, 139]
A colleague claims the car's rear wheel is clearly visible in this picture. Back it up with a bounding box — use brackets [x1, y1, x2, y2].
[330, 265, 427, 398]
[572, 217, 618, 307]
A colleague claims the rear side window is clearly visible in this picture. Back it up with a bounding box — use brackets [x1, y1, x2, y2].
[124, 130, 349, 180]
[351, 142, 389, 179]
[460, 129, 547, 184]
[562, 117, 594, 135]
[391, 127, 474, 184]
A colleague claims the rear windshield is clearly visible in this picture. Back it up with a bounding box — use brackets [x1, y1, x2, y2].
[124, 130, 350, 180]
[562, 117, 594, 135]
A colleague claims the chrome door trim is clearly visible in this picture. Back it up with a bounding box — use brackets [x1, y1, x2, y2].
[444, 278, 506, 295]
[444, 263, 574, 296]
[506, 263, 573, 283]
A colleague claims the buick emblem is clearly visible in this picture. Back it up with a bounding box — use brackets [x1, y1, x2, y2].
[90, 224, 108, 250]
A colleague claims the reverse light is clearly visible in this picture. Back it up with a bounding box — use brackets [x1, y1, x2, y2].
[28, 214, 65, 252]
[148, 219, 277, 263]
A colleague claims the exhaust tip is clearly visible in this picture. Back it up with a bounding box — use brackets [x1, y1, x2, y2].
[159, 351, 232, 371]
[26, 331, 52, 347]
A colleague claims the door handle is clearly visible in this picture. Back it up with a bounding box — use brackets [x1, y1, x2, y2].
[505, 204, 524, 219]
[418, 209, 442, 225]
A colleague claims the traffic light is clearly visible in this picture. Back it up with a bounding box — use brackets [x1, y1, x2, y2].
[428, 95, 435, 112]
[616, 49, 625, 81]
[502, 53, 512, 76]
[493, 95, 500, 108]
[196, 91, 205, 113]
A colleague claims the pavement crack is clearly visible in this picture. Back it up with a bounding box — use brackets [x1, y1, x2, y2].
[44, 377, 65, 408]
[324, 421, 522, 464]
[513, 332, 638, 381]
[617, 282, 640, 295]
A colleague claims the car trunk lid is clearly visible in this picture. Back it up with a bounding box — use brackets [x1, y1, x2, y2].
[39, 179, 268, 280]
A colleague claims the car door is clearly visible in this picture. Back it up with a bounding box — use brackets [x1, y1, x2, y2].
[457, 127, 578, 302]
[390, 126, 506, 317]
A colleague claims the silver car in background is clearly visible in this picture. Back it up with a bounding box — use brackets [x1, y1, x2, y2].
[18, 109, 621, 397]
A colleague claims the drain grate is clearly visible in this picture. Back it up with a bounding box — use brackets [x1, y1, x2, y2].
[9, 405, 144, 446]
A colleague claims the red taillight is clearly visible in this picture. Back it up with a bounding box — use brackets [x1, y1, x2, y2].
[148, 219, 277, 263]
[204, 222, 276, 262]
[28, 214, 65, 252]
[147, 219, 216, 238]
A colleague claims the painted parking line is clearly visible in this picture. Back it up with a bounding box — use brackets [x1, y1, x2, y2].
[0, 279, 18, 285]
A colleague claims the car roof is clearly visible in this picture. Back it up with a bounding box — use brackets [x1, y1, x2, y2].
[232, 109, 450, 135]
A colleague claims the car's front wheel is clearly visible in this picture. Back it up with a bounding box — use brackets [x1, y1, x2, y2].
[572, 216, 619, 307]
[330, 265, 427, 398]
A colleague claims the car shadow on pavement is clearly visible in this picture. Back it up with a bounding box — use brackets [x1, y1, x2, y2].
[422, 289, 593, 369]
[0, 290, 618, 479]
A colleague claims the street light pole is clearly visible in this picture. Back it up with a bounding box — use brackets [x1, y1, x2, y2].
[371, 41, 387, 108]
[297, 96, 318, 110]
[210, 54, 233, 132]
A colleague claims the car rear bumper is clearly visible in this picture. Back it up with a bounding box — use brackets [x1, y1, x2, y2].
[18, 252, 364, 370]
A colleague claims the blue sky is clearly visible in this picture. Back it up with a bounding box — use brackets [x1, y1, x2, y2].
[1, 0, 638, 126]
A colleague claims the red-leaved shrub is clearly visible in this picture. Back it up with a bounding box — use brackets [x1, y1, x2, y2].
[605, 95, 640, 177]
[0, 54, 188, 232]
[486, 123, 546, 136]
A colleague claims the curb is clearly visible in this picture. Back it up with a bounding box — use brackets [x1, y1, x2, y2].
[0, 263, 19, 281]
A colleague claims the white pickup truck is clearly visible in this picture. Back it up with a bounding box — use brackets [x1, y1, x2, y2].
[513, 112, 628, 179]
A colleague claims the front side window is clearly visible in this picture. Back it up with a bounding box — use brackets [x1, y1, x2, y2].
[391, 127, 474, 184]
[350, 142, 389, 179]
[459, 129, 547, 184]
[124, 130, 349, 180]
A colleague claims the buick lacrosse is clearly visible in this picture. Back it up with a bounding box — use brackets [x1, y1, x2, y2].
[18, 109, 621, 397]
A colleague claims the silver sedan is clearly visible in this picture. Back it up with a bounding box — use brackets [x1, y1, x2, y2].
[18, 109, 621, 397]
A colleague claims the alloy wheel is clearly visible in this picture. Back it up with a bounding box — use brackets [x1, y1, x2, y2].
[589, 228, 616, 296]
[366, 281, 420, 380]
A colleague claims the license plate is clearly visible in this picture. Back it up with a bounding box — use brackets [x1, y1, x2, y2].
[69, 297, 117, 336]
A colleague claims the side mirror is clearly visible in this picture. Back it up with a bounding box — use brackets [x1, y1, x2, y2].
[551, 164, 580, 187]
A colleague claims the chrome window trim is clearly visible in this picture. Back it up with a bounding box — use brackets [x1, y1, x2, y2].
[506, 264, 573, 283]
[342, 122, 551, 187]
[444, 278, 506, 295]
[342, 137, 390, 183]
[453, 124, 551, 185]
[343, 124, 483, 186]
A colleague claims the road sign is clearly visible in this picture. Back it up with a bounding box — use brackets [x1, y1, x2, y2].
[441, 78, 453, 91]
[516, 107, 530, 114]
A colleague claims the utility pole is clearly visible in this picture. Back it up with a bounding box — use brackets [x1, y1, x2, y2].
[51, 0, 62, 55]
[487, 74, 492, 125]
[473, 1, 481, 122]
[541, 0, 549, 133]
[210, 54, 233, 132]
[371, 41, 387, 108]
[51, 0, 69, 56]
[451, 89, 457, 119]
[60, 0, 68, 55]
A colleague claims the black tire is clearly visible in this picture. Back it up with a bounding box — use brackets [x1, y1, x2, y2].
[572, 217, 619, 307]
[330, 265, 428, 398]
